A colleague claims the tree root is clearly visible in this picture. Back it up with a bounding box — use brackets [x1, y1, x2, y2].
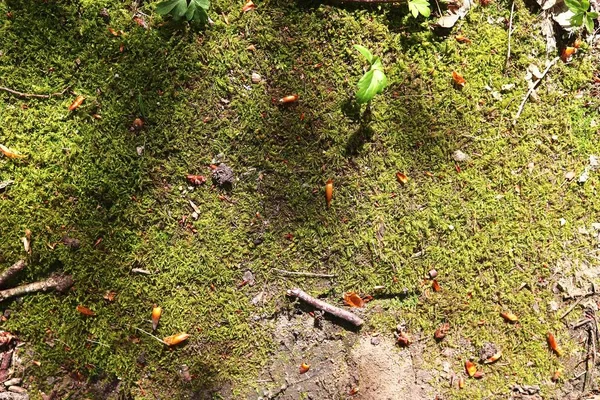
[287, 288, 364, 327]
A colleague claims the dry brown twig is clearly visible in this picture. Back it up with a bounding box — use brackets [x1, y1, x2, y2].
[0, 86, 69, 99]
[273, 269, 336, 278]
[287, 288, 364, 327]
[0, 274, 73, 302]
[513, 57, 560, 125]
[0, 260, 26, 288]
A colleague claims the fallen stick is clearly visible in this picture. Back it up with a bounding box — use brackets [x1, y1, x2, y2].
[287, 288, 364, 327]
[513, 57, 560, 125]
[0, 274, 73, 302]
[0, 260, 26, 288]
[274, 269, 336, 278]
[132, 326, 167, 345]
[0, 86, 68, 99]
[504, 0, 515, 72]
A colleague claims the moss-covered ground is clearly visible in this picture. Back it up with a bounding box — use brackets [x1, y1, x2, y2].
[0, 0, 599, 398]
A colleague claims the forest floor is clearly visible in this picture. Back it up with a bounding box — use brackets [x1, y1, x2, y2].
[1, 0, 600, 399]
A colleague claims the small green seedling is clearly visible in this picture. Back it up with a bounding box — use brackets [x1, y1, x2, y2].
[156, 0, 210, 24]
[408, 0, 431, 18]
[565, 0, 598, 33]
[354, 45, 387, 105]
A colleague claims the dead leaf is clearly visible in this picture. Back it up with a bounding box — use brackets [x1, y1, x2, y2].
[278, 94, 298, 104]
[22, 229, 31, 254]
[68, 95, 85, 111]
[456, 35, 472, 44]
[452, 71, 466, 87]
[500, 312, 518, 323]
[547, 332, 562, 356]
[325, 179, 333, 208]
[133, 16, 147, 29]
[434, 322, 450, 340]
[432, 280, 441, 292]
[152, 306, 162, 331]
[397, 332, 411, 347]
[103, 291, 117, 302]
[186, 175, 207, 185]
[343, 292, 364, 308]
[473, 371, 484, 379]
[76, 305, 96, 317]
[349, 387, 360, 395]
[565, 171, 575, 180]
[396, 172, 408, 184]
[132, 118, 144, 129]
[163, 332, 190, 346]
[458, 376, 465, 388]
[0, 144, 27, 159]
[242, 0, 256, 12]
[551, 370, 561, 382]
[484, 351, 502, 364]
[561, 47, 577, 62]
[465, 360, 476, 377]
[299, 362, 310, 374]
[436, 14, 460, 28]
[108, 27, 119, 36]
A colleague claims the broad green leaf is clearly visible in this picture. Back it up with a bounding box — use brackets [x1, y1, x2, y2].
[185, 1, 197, 20]
[581, 0, 590, 10]
[570, 12, 584, 26]
[588, 11, 599, 18]
[354, 45, 374, 65]
[564, 0, 583, 12]
[356, 68, 387, 104]
[584, 14, 595, 32]
[193, 0, 210, 11]
[371, 57, 384, 71]
[156, 0, 188, 18]
[408, 0, 431, 18]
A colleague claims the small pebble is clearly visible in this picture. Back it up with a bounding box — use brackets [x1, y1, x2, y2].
[3, 378, 21, 387]
[251, 72, 261, 84]
[565, 171, 575, 180]
[370, 337, 380, 346]
[429, 269, 438, 279]
[8, 386, 27, 394]
[452, 150, 469, 162]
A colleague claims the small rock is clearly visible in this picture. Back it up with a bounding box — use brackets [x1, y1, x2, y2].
[491, 91, 502, 100]
[428, 269, 438, 279]
[3, 379, 21, 387]
[578, 168, 589, 183]
[452, 150, 469, 162]
[564, 171, 575, 180]
[479, 342, 499, 363]
[592, 222, 600, 231]
[136, 146, 144, 156]
[0, 180, 14, 191]
[243, 270, 255, 286]
[251, 291, 264, 306]
[251, 72, 261, 84]
[590, 155, 599, 170]
[370, 337, 380, 346]
[527, 162, 535, 173]
[548, 301, 559, 312]
[559, 218, 566, 226]
[501, 83, 515, 92]
[212, 163, 235, 187]
[7, 386, 27, 394]
[62, 237, 80, 250]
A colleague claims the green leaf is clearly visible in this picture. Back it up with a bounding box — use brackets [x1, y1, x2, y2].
[156, 0, 188, 18]
[185, 1, 197, 20]
[581, 0, 590, 10]
[356, 68, 387, 104]
[354, 45, 374, 65]
[570, 12, 584, 26]
[584, 14, 595, 32]
[193, 0, 210, 11]
[408, 0, 431, 18]
[588, 11, 599, 18]
[564, 0, 583, 12]
[371, 57, 384, 71]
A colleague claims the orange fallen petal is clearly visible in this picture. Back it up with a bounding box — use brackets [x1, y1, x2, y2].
[547, 332, 562, 356]
[343, 292, 364, 308]
[396, 172, 408, 184]
[242, 0, 256, 12]
[0, 144, 27, 159]
[163, 332, 190, 346]
[68, 95, 85, 111]
[299, 362, 310, 374]
[152, 306, 162, 331]
[76, 305, 96, 317]
[452, 71, 466, 87]
[484, 351, 502, 364]
[278, 94, 299, 104]
[325, 179, 333, 208]
[432, 280, 441, 292]
[500, 312, 518, 323]
[465, 360, 476, 377]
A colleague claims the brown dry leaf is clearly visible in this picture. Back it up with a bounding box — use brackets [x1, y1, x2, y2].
[456, 35, 472, 44]
[397, 332, 411, 347]
[152, 306, 162, 331]
[76, 305, 96, 317]
[349, 386, 359, 395]
[396, 172, 408, 184]
[432, 280, 441, 292]
[68, 95, 85, 111]
[299, 362, 310, 374]
[561, 47, 577, 62]
[325, 179, 333, 208]
[132, 118, 144, 129]
[551, 370, 561, 382]
[242, 0, 256, 12]
[163, 332, 190, 346]
[278, 94, 299, 104]
[434, 322, 450, 340]
[0, 144, 27, 159]
[473, 371, 484, 379]
[458, 376, 465, 389]
[500, 312, 518, 323]
[108, 27, 119, 36]
[465, 360, 476, 377]
[452, 71, 466, 87]
[547, 332, 562, 356]
[343, 292, 364, 308]
[103, 291, 117, 302]
[484, 351, 502, 364]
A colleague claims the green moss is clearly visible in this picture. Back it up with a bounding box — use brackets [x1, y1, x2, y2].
[0, 0, 598, 398]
